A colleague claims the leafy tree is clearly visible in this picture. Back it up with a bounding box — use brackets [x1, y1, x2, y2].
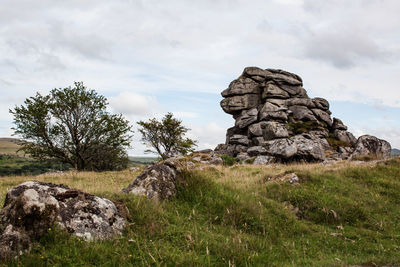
[10, 82, 133, 171]
[137, 113, 197, 159]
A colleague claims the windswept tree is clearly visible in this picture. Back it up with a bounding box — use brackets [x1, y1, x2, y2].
[137, 113, 197, 159]
[10, 82, 133, 171]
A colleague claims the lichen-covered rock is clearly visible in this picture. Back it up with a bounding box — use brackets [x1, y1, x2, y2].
[351, 135, 391, 160]
[0, 181, 126, 259]
[122, 159, 185, 201]
[0, 225, 31, 260]
[253, 155, 275, 165]
[217, 67, 391, 163]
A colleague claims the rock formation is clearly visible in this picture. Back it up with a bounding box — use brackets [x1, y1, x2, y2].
[215, 67, 391, 162]
[122, 158, 184, 201]
[0, 181, 126, 259]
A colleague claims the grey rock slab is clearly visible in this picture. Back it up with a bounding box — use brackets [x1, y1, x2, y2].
[332, 118, 347, 131]
[265, 138, 297, 158]
[247, 146, 267, 156]
[248, 122, 267, 137]
[351, 135, 391, 160]
[235, 108, 258, 129]
[263, 121, 289, 140]
[220, 94, 260, 114]
[311, 109, 333, 127]
[222, 77, 261, 97]
[253, 155, 275, 165]
[261, 82, 290, 99]
[229, 134, 250, 146]
[288, 105, 317, 121]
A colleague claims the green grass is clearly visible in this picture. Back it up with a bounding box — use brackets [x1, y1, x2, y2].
[2, 158, 400, 266]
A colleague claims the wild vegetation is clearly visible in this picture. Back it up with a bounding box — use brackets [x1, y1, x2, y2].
[10, 82, 132, 171]
[1, 158, 400, 266]
[137, 112, 197, 159]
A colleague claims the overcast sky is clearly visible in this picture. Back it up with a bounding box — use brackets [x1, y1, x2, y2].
[1, 0, 399, 155]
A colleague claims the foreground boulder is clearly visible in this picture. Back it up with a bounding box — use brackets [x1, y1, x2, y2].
[122, 159, 184, 201]
[0, 181, 126, 259]
[215, 67, 391, 163]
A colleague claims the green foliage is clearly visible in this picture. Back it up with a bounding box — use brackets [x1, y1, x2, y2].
[326, 133, 352, 151]
[220, 154, 236, 166]
[137, 113, 197, 159]
[286, 120, 325, 135]
[0, 154, 70, 176]
[10, 82, 133, 171]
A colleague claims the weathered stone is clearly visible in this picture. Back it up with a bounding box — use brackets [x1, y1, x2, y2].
[235, 108, 258, 129]
[313, 97, 330, 111]
[286, 98, 315, 108]
[219, 66, 391, 163]
[264, 69, 303, 86]
[252, 137, 265, 146]
[214, 144, 236, 157]
[311, 109, 333, 127]
[229, 134, 250, 146]
[243, 66, 268, 79]
[288, 105, 317, 121]
[334, 130, 357, 146]
[247, 146, 267, 156]
[248, 122, 267, 137]
[265, 139, 297, 159]
[253, 155, 275, 165]
[122, 160, 181, 200]
[351, 135, 391, 160]
[332, 118, 347, 130]
[0, 225, 31, 260]
[261, 82, 290, 99]
[0, 181, 126, 259]
[222, 77, 261, 97]
[278, 84, 308, 97]
[3, 181, 126, 241]
[264, 121, 289, 140]
[291, 135, 326, 161]
[236, 152, 250, 162]
[220, 94, 260, 114]
[266, 98, 287, 107]
[259, 102, 288, 121]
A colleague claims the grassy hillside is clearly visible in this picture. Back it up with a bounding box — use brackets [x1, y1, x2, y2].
[0, 138, 22, 155]
[1, 158, 400, 266]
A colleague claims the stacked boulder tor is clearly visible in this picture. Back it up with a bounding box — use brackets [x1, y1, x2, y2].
[215, 67, 391, 163]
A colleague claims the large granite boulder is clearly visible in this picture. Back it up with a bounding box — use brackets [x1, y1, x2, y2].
[0, 181, 126, 259]
[122, 159, 185, 201]
[351, 135, 391, 160]
[216, 66, 391, 163]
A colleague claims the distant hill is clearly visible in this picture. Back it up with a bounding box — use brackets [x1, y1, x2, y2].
[392, 148, 400, 156]
[0, 138, 22, 155]
[129, 156, 158, 165]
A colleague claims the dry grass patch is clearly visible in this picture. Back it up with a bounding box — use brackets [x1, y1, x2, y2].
[0, 169, 144, 205]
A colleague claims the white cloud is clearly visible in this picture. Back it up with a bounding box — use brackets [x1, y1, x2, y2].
[0, 0, 399, 154]
[187, 122, 227, 151]
[109, 92, 161, 118]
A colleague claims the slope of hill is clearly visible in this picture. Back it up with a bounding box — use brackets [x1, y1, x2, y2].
[1, 158, 400, 265]
[0, 137, 22, 155]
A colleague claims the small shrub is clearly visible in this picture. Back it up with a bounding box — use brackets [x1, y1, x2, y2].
[245, 157, 256, 164]
[286, 121, 325, 135]
[221, 154, 236, 166]
[326, 133, 352, 151]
